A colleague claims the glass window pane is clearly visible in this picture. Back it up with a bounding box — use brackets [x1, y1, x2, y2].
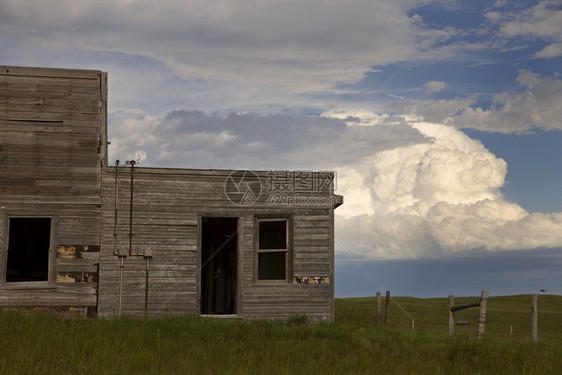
[258, 251, 286, 280]
[259, 220, 286, 249]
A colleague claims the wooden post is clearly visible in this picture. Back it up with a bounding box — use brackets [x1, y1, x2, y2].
[448, 294, 455, 336]
[477, 290, 488, 339]
[376, 292, 381, 325]
[411, 319, 415, 332]
[531, 294, 538, 342]
[385, 291, 390, 326]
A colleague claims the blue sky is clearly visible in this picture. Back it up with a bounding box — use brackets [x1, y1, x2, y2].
[2, 0, 562, 299]
[466, 129, 562, 213]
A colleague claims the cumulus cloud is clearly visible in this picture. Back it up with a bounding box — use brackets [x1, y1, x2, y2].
[388, 96, 476, 125]
[452, 71, 562, 133]
[500, 1, 562, 39]
[424, 80, 447, 94]
[499, 0, 562, 58]
[386, 71, 562, 134]
[534, 43, 562, 59]
[334, 119, 562, 258]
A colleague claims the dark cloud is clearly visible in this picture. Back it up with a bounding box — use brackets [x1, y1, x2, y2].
[335, 247, 562, 297]
[110, 110, 428, 170]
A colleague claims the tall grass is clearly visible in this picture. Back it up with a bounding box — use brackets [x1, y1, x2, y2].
[0, 295, 561, 374]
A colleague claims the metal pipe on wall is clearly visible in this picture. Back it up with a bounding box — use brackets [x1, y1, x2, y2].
[127, 160, 136, 256]
[118, 254, 124, 316]
[113, 160, 120, 256]
[144, 242, 152, 318]
[144, 257, 149, 317]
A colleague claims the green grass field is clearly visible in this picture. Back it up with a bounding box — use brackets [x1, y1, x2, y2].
[1, 295, 561, 374]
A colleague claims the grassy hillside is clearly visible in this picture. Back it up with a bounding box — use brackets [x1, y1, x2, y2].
[0, 295, 561, 374]
[341, 294, 562, 342]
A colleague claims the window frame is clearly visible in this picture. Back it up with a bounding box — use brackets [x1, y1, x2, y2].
[254, 216, 292, 284]
[1, 213, 57, 288]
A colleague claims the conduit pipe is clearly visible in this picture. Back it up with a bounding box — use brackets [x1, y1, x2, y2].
[126, 160, 136, 256]
[113, 160, 119, 255]
[144, 242, 152, 318]
[118, 251, 125, 316]
[114, 159, 125, 316]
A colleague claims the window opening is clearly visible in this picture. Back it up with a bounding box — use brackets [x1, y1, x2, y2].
[257, 219, 288, 281]
[6, 218, 51, 282]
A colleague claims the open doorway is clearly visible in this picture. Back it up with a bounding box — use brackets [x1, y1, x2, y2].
[201, 217, 238, 315]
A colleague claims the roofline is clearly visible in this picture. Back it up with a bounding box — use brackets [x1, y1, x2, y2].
[104, 165, 338, 176]
[0, 65, 105, 79]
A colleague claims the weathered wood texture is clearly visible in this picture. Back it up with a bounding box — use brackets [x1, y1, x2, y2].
[477, 290, 488, 339]
[1, 65, 339, 320]
[531, 294, 538, 342]
[0, 66, 106, 308]
[98, 167, 337, 321]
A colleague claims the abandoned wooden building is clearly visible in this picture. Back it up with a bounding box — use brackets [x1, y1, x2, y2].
[0, 65, 343, 321]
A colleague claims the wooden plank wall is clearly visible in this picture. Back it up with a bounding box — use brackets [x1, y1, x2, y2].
[0, 66, 107, 311]
[240, 212, 334, 321]
[99, 167, 336, 321]
[0, 65, 337, 320]
[98, 167, 199, 316]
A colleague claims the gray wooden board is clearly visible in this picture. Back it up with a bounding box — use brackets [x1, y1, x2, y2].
[1, 66, 337, 320]
[1, 66, 103, 79]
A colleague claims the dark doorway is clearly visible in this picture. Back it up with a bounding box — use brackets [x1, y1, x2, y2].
[201, 217, 238, 315]
[6, 218, 51, 282]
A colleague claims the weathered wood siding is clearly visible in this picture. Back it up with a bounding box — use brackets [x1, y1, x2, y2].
[1, 65, 339, 320]
[98, 167, 199, 316]
[0, 66, 106, 310]
[99, 168, 336, 321]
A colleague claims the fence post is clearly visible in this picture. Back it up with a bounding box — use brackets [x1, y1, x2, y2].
[531, 294, 538, 342]
[448, 294, 455, 336]
[385, 290, 390, 326]
[477, 290, 488, 339]
[376, 292, 381, 325]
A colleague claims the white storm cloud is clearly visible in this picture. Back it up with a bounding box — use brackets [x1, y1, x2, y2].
[334, 119, 562, 258]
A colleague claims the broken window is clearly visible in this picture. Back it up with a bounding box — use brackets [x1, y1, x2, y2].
[6, 218, 51, 282]
[257, 219, 289, 281]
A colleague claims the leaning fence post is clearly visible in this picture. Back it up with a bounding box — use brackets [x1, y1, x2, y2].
[477, 290, 488, 339]
[448, 294, 455, 336]
[531, 294, 538, 342]
[376, 292, 381, 325]
[385, 291, 390, 326]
